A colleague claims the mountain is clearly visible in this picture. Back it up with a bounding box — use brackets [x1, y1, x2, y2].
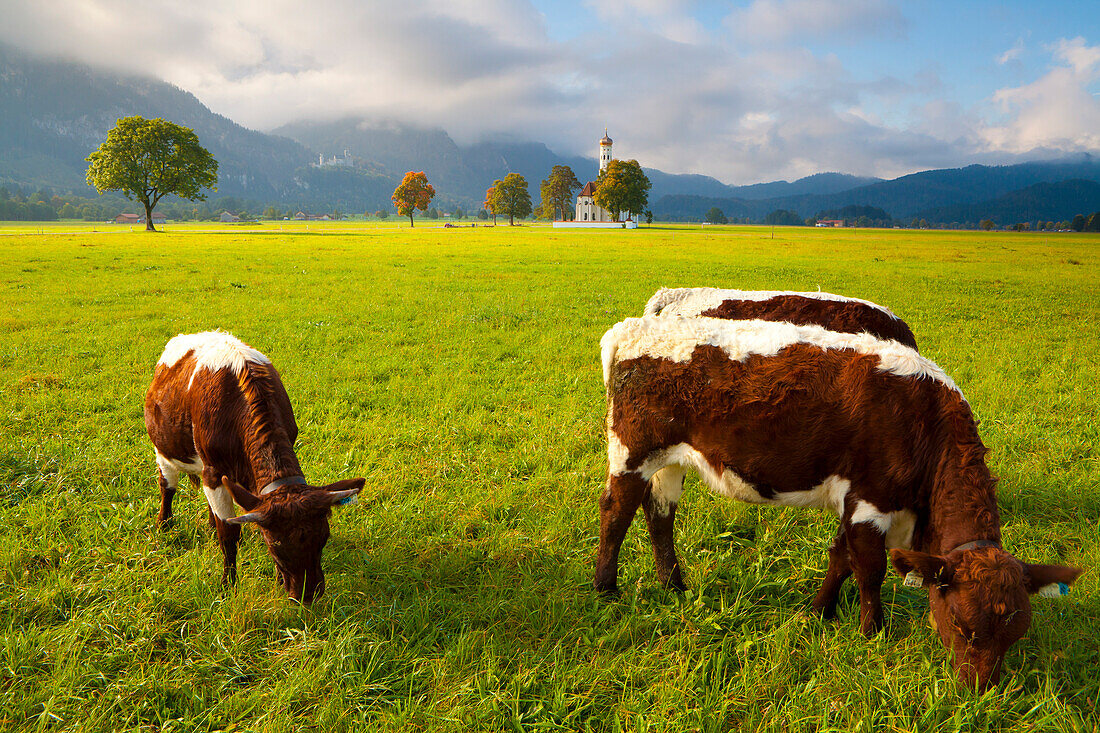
[653, 158, 1100, 222]
[4, 43, 1100, 222]
[272, 118, 742, 204]
[912, 179, 1100, 225]
[0, 43, 313, 200]
[722, 173, 883, 200]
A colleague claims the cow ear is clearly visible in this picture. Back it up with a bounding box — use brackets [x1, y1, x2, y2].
[1025, 564, 1084, 596]
[222, 476, 261, 511]
[226, 511, 266, 525]
[890, 549, 954, 588]
[322, 478, 364, 507]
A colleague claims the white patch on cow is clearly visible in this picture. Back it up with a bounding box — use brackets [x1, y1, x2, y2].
[633, 443, 854, 517]
[644, 287, 900, 320]
[203, 482, 237, 521]
[601, 317, 961, 395]
[851, 499, 917, 549]
[649, 466, 686, 517]
[155, 451, 203, 486]
[158, 331, 271, 389]
[607, 429, 632, 476]
[653, 443, 767, 503]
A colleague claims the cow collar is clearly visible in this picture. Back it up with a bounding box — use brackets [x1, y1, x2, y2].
[946, 539, 1000, 555]
[260, 475, 307, 495]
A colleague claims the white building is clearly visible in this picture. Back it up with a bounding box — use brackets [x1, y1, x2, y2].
[315, 149, 353, 167]
[574, 130, 635, 223]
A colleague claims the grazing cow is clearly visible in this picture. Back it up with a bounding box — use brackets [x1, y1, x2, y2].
[644, 287, 918, 350]
[596, 316, 1082, 689]
[144, 331, 364, 603]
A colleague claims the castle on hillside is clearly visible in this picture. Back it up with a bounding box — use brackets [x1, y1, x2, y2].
[574, 130, 635, 222]
[314, 149, 353, 167]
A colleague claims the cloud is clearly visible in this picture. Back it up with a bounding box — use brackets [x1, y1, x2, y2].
[0, 1, 1096, 184]
[997, 38, 1025, 65]
[984, 37, 1100, 153]
[726, 0, 906, 44]
[583, 0, 706, 44]
[1049, 35, 1100, 74]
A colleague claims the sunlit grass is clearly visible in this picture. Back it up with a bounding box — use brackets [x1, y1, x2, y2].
[1, 223, 1097, 731]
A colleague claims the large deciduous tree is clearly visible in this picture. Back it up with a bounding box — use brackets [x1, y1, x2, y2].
[392, 171, 436, 227]
[539, 165, 581, 221]
[489, 173, 532, 226]
[594, 159, 650, 222]
[86, 116, 218, 232]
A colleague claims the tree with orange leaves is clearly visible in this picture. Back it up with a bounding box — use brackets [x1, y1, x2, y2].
[483, 185, 497, 225]
[392, 171, 436, 227]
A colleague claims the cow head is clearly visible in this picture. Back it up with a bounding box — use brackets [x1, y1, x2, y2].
[891, 547, 1083, 690]
[222, 476, 364, 603]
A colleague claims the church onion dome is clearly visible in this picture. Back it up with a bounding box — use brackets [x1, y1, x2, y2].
[600, 131, 613, 145]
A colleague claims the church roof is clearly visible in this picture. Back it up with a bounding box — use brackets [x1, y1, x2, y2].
[600, 132, 612, 145]
[579, 181, 597, 197]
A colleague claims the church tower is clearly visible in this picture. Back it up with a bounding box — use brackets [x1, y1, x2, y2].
[599, 129, 613, 172]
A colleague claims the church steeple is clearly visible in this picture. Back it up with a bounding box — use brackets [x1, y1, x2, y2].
[599, 128, 613, 173]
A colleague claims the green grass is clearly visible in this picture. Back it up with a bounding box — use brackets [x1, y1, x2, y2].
[1, 223, 1097, 732]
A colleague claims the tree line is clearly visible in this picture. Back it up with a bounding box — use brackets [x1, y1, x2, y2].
[393, 159, 652, 227]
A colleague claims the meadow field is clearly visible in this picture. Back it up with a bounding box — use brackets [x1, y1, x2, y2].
[1, 222, 1097, 732]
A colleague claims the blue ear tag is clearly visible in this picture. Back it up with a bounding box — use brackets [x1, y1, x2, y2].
[336, 495, 357, 506]
[1038, 582, 1071, 598]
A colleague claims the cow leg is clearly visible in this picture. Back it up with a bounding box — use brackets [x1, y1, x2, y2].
[845, 521, 888, 636]
[811, 528, 852, 619]
[213, 516, 242, 586]
[594, 472, 648, 594]
[201, 468, 242, 585]
[643, 466, 686, 590]
[154, 453, 180, 526]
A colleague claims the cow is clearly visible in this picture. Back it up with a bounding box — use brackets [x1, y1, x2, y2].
[595, 316, 1082, 689]
[144, 331, 365, 603]
[643, 286, 920, 561]
[644, 287, 918, 350]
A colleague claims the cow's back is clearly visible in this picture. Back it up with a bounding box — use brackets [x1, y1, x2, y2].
[144, 332, 297, 468]
[646, 287, 918, 349]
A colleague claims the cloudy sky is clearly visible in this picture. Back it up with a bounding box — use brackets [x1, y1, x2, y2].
[3, 0, 1100, 183]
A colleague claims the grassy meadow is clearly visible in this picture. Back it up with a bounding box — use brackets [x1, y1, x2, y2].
[1, 222, 1098, 732]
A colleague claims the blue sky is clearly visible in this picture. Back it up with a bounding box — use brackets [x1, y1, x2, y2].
[3, 0, 1099, 183]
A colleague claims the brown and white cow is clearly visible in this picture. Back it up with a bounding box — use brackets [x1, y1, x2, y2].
[595, 316, 1082, 689]
[144, 331, 364, 603]
[645, 287, 919, 349]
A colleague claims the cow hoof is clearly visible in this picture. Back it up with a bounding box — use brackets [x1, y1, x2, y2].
[859, 621, 883, 637]
[594, 581, 620, 598]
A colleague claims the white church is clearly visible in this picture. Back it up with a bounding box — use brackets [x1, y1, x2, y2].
[553, 130, 638, 229]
